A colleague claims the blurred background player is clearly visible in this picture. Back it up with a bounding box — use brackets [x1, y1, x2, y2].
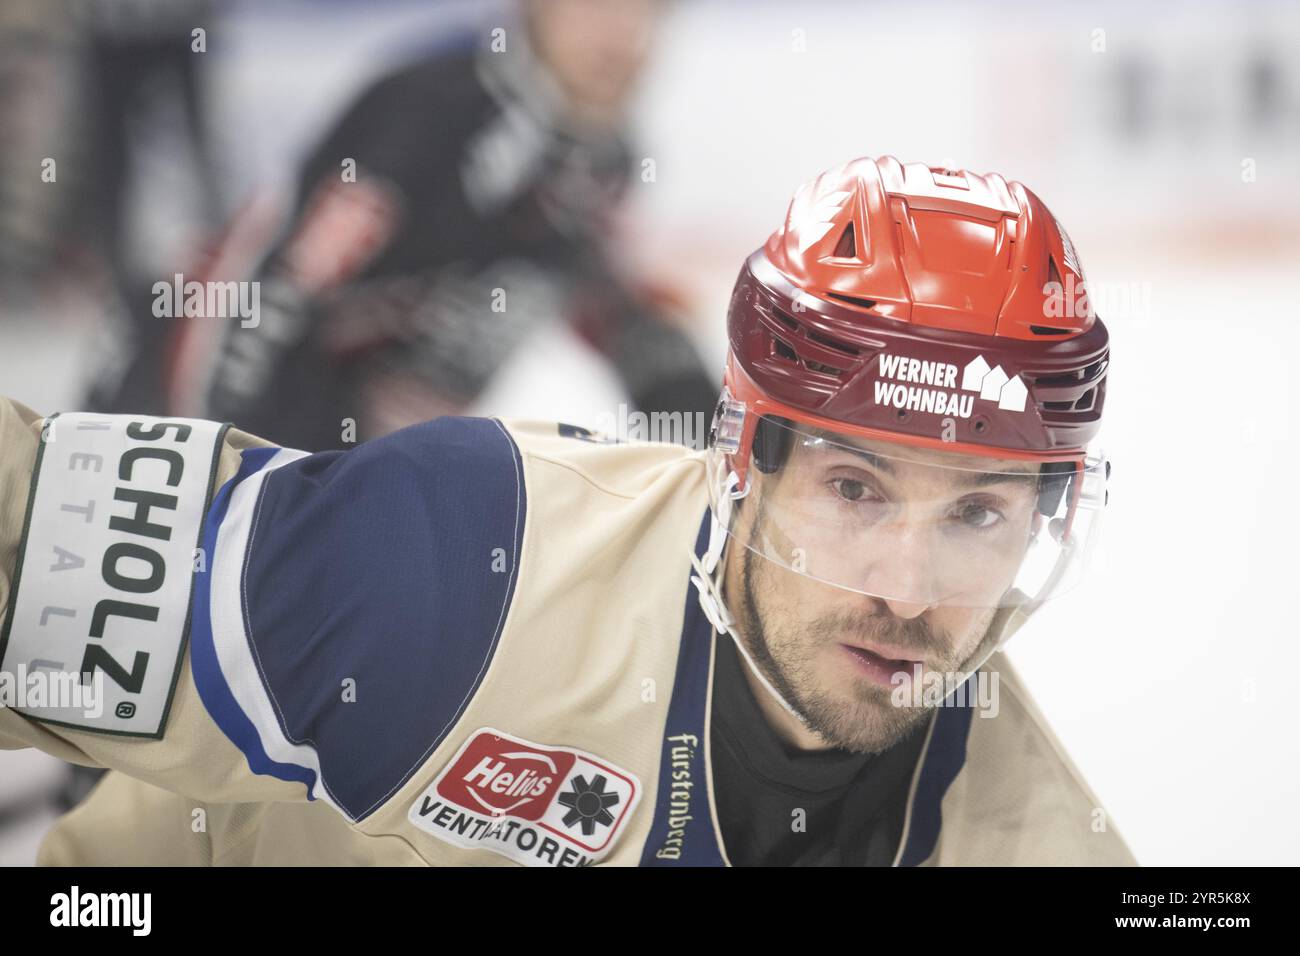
[89, 0, 717, 451]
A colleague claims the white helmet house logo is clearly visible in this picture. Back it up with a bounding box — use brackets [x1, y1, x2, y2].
[960, 355, 1027, 411]
[873, 353, 1027, 417]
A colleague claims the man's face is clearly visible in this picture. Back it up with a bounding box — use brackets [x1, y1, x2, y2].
[723, 428, 1041, 754]
[526, 0, 665, 126]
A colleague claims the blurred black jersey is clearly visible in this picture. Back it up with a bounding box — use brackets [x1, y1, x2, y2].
[181, 37, 716, 451]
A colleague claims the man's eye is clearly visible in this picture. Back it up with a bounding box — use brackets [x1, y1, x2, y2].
[953, 501, 1004, 530]
[831, 478, 871, 502]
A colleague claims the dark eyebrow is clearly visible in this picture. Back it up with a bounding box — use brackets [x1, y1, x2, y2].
[839, 445, 895, 474]
[957, 470, 1040, 489]
[823, 438, 1039, 487]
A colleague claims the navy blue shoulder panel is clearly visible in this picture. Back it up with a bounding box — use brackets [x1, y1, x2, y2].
[898, 694, 974, 866]
[241, 417, 525, 821]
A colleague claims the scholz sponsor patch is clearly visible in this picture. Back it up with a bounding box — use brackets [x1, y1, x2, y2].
[0, 413, 226, 737]
[409, 728, 641, 867]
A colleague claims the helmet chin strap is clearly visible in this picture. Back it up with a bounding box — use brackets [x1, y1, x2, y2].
[690, 471, 813, 728]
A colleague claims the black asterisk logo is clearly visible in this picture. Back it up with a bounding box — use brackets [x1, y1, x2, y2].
[557, 774, 620, 836]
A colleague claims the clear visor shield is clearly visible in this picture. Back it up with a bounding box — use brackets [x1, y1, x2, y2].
[708, 413, 1107, 613]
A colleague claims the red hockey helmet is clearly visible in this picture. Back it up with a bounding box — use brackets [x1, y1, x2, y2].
[706, 156, 1110, 614]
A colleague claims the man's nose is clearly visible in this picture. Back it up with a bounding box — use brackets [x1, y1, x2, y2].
[859, 521, 942, 620]
[881, 594, 932, 621]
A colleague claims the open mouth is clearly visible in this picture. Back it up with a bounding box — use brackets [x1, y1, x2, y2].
[840, 644, 922, 686]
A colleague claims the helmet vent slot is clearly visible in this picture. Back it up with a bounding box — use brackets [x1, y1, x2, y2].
[825, 292, 878, 311]
[832, 222, 857, 258]
[805, 328, 860, 356]
[1030, 369, 1084, 387]
[772, 337, 798, 363]
[770, 307, 799, 331]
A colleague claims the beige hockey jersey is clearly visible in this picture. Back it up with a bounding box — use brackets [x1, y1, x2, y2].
[0, 396, 1135, 866]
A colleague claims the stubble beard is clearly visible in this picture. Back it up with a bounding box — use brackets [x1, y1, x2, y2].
[735, 544, 995, 756]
